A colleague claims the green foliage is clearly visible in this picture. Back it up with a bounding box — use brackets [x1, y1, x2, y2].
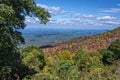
[0, 0, 50, 79]
[57, 50, 73, 64]
[21, 48, 120, 80]
[21, 34, 120, 80]
[108, 39, 120, 59]
[0, 66, 12, 80]
[22, 47, 45, 72]
[99, 49, 114, 64]
[57, 60, 71, 71]
[22, 46, 40, 58]
[0, 44, 32, 79]
[74, 50, 103, 71]
[50, 51, 73, 79]
[23, 46, 39, 53]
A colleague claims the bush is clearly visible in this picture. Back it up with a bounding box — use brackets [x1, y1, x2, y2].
[22, 47, 45, 72]
[57, 50, 73, 64]
[99, 49, 114, 64]
[74, 50, 103, 71]
[108, 39, 120, 59]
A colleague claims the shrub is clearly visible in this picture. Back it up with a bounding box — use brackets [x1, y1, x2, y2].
[22, 49, 45, 71]
[108, 39, 120, 59]
[74, 50, 103, 71]
[99, 49, 114, 64]
[57, 50, 73, 64]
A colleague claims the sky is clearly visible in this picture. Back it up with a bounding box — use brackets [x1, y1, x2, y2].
[25, 0, 120, 29]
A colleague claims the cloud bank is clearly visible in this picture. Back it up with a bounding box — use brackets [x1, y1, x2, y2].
[25, 3, 120, 29]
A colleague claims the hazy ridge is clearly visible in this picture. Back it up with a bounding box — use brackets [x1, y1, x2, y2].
[42, 27, 120, 55]
[22, 28, 107, 47]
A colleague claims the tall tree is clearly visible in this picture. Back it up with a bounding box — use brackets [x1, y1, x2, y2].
[0, 0, 50, 79]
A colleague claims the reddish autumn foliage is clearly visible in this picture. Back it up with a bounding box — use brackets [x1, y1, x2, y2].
[42, 27, 120, 55]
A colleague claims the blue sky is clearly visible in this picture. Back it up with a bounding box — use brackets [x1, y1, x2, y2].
[25, 0, 120, 29]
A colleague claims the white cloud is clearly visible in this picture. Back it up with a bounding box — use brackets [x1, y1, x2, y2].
[49, 18, 72, 25]
[37, 3, 65, 15]
[105, 21, 117, 24]
[48, 12, 120, 27]
[25, 3, 120, 28]
[82, 14, 95, 18]
[105, 21, 120, 25]
[96, 16, 116, 20]
[25, 4, 66, 24]
[34, 18, 39, 22]
[73, 13, 95, 18]
[102, 8, 120, 13]
[25, 16, 40, 24]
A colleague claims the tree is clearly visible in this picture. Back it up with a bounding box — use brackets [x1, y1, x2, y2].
[99, 49, 114, 64]
[108, 39, 120, 59]
[0, 0, 50, 79]
[22, 49, 46, 72]
[57, 50, 73, 64]
[0, 0, 50, 46]
[74, 50, 102, 71]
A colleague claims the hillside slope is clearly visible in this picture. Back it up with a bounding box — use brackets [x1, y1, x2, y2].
[42, 27, 120, 55]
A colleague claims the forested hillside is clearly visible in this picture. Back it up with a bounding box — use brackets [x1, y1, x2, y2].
[1, 0, 120, 79]
[42, 27, 120, 55]
[20, 38, 120, 80]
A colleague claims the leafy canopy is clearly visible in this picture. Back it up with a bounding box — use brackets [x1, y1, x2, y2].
[108, 39, 120, 59]
[0, 0, 50, 45]
[0, 0, 50, 79]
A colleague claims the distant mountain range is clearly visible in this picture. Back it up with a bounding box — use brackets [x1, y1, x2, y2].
[42, 27, 120, 55]
[22, 28, 107, 47]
